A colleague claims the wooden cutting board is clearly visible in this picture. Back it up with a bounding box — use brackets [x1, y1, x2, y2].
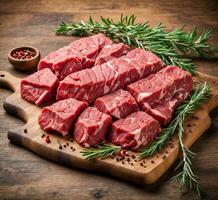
[0, 70, 218, 185]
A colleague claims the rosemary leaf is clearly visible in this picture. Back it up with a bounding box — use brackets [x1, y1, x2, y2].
[56, 15, 218, 75]
[80, 144, 120, 160]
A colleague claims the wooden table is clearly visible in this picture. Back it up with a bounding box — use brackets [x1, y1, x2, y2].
[0, 0, 217, 199]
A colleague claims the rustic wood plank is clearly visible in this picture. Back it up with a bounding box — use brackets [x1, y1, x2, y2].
[0, 0, 218, 199]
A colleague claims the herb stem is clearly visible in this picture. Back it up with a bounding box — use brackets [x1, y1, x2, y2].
[139, 83, 211, 196]
[56, 15, 217, 75]
[80, 144, 120, 160]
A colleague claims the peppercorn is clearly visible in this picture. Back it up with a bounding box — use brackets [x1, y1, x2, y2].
[45, 135, 50, 143]
[12, 48, 35, 60]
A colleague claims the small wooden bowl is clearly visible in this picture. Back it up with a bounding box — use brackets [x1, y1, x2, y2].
[8, 46, 40, 71]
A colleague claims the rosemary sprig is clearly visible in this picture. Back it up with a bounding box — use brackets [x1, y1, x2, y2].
[139, 83, 211, 196]
[56, 15, 217, 75]
[80, 144, 120, 160]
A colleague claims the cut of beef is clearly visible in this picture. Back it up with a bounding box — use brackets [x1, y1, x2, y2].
[127, 66, 193, 125]
[140, 92, 183, 125]
[110, 111, 161, 150]
[95, 43, 130, 65]
[74, 107, 112, 147]
[94, 89, 139, 119]
[57, 48, 165, 103]
[38, 34, 113, 80]
[124, 48, 165, 78]
[20, 68, 59, 105]
[38, 98, 88, 136]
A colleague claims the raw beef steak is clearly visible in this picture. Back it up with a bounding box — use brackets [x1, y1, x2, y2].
[38, 34, 113, 80]
[95, 43, 130, 65]
[57, 48, 165, 103]
[110, 111, 161, 150]
[38, 98, 88, 136]
[74, 107, 112, 147]
[127, 66, 193, 125]
[94, 89, 139, 119]
[20, 68, 59, 105]
[140, 92, 182, 125]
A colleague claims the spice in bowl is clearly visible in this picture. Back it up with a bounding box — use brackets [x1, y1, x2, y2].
[8, 46, 40, 71]
[12, 49, 35, 60]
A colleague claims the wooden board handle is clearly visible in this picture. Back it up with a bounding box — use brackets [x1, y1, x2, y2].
[0, 71, 20, 91]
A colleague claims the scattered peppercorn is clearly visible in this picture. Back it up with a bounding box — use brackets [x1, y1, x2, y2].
[66, 142, 69, 146]
[110, 155, 114, 159]
[140, 163, 143, 166]
[24, 129, 28, 133]
[132, 155, 136, 159]
[162, 155, 166, 160]
[63, 144, 66, 148]
[45, 135, 50, 143]
[122, 161, 125, 164]
[130, 163, 134, 166]
[151, 160, 154, 164]
[59, 145, 63, 150]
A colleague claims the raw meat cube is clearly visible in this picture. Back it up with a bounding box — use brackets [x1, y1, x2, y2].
[127, 66, 192, 106]
[95, 43, 130, 65]
[125, 48, 165, 78]
[38, 34, 113, 80]
[74, 107, 112, 147]
[110, 111, 161, 150]
[57, 48, 165, 103]
[94, 89, 139, 119]
[56, 65, 115, 103]
[20, 68, 59, 105]
[127, 66, 193, 125]
[38, 98, 88, 136]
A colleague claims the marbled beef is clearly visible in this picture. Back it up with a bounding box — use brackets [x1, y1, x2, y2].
[38, 98, 88, 136]
[94, 89, 139, 119]
[57, 48, 165, 103]
[110, 111, 161, 150]
[38, 34, 113, 80]
[74, 107, 112, 147]
[127, 66, 193, 125]
[20, 68, 59, 105]
[95, 43, 130, 65]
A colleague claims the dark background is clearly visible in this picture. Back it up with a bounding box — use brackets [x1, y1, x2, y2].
[0, 0, 218, 199]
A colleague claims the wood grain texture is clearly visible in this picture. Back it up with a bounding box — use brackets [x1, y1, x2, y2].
[0, 0, 218, 199]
